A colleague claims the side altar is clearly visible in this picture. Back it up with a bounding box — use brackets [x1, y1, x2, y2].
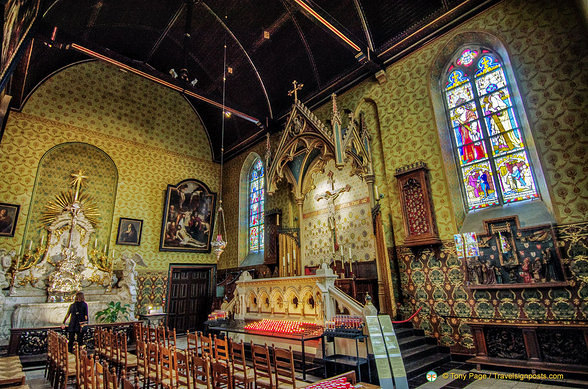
[226, 263, 370, 324]
[0, 170, 138, 346]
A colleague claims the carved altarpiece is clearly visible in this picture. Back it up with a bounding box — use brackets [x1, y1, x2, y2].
[464, 216, 569, 289]
[265, 90, 395, 315]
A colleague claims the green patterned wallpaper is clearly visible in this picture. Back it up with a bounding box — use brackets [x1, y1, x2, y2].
[0, 61, 220, 271]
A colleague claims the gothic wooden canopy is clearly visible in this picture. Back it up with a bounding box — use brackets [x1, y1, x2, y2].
[266, 91, 373, 200]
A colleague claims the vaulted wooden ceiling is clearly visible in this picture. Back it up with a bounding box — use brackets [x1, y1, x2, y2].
[9, 0, 497, 161]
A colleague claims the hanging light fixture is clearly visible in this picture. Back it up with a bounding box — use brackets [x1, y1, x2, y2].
[211, 39, 229, 261]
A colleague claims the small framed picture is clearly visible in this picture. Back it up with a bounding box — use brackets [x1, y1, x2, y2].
[116, 218, 143, 246]
[0, 203, 19, 237]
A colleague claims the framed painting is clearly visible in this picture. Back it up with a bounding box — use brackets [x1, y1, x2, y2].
[159, 179, 216, 253]
[0, 0, 40, 90]
[0, 202, 19, 237]
[116, 218, 143, 246]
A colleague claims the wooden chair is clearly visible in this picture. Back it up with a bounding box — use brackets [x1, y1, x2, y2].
[213, 335, 229, 365]
[94, 328, 104, 360]
[95, 359, 106, 389]
[45, 330, 57, 381]
[273, 346, 297, 388]
[167, 328, 177, 348]
[134, 322, 144, 344]
[175, 349, 191, 389]
[147, 327, 158, 343]
[199, 333, 213, 357]
[158, 345, 177, 389]
[81, 351, 96, 389]
[74, 343, 84, 389]
[190, 353, 211, 389]
[105, 365, 118, 389]
[229, 340, 253, 389]
[157, 326, 167, 346]
[117, 332, 138, 376]
[122, 370, 140, 389]
[56, 335, 76, 389]
[135, 339, 148, 383]
[108, 330, 119, 366]
[186, 331, 198, 355]
[250, 343, 274, 389]
[145, 342, 160, 389]
[211, 360, 233, 389]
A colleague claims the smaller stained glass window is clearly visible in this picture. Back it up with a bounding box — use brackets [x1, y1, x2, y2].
[248, 159, 265, 252]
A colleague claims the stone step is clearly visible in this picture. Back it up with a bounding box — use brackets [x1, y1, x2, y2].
[394, 327, 414, 339]
[403, 352, 452, 379]
[400, 343, 440, 363]
[397, 335, 429, 350]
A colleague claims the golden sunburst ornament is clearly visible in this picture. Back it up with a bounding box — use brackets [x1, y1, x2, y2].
[40, 170, 100, 228]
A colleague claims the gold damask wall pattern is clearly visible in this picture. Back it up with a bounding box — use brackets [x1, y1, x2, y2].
[308, 0, 587, 352]
[312, 0, 587, 244]
[0, 61, 219, 271]
[25, 143, 118, 250]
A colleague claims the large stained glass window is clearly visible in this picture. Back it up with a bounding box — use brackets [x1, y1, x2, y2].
[249, 159, 264, 252]
[444, 48, 539, 211]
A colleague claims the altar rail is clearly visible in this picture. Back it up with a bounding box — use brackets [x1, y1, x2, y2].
[8, 321, 139, 360]
[468, 322, 588, 374]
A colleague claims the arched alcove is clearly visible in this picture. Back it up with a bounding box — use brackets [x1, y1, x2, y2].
[23, 142, 118, 249]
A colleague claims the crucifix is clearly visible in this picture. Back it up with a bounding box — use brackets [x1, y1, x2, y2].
[314, 171, 351, 257]
[288, 80, 304, 101]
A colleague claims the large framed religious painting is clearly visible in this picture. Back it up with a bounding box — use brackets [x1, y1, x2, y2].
[116, 218, 143, 246]
[159, 179, 216, 253]
[0, 0, 40, 89]
[0, 202, 19, 237]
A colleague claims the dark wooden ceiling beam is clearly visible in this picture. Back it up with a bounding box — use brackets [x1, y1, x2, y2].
[202, 1, 274, 119]
[145, 3, 185, 62]
[280, 0, 321, 90]
[352, 0, 374, 52]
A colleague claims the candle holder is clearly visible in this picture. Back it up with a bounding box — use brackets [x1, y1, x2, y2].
[9, 242, 48, 292]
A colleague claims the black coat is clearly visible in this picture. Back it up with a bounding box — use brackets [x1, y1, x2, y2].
[66, 301, 88, 332]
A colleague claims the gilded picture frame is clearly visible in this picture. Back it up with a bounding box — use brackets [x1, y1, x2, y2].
[159, 179, 216, 253]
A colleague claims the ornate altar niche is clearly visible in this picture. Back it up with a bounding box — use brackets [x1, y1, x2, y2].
[394, 162, 441, 247]
[0, 170, 137, 345]
[464, 216, 568, 289]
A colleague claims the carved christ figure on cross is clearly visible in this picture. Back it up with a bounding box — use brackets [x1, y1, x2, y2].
[314, 171, 351, 254]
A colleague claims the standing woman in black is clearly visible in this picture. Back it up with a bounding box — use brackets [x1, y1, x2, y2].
[61, 291, 88, 351]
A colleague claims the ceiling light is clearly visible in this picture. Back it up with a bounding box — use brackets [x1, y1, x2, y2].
[264, 31, 270, 39]
[224, 111, 232, 118]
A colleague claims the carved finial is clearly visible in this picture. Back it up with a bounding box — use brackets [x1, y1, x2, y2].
[331, 93, 338, 115]
[288, 80, 304, 101]
[70, 170, 88, 202]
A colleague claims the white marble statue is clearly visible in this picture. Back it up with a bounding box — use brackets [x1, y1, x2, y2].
[0, 248, 14, 289]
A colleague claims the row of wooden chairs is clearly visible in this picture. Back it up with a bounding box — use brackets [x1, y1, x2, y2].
[135, 339, 216, 389]
[46, 330, 76, 389]
[95, 327, 139, 375]
[135, 323, 176, 348]
[186, 332, 298, 389]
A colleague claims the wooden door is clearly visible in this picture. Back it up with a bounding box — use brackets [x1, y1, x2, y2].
[167, 265, 215, 333]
